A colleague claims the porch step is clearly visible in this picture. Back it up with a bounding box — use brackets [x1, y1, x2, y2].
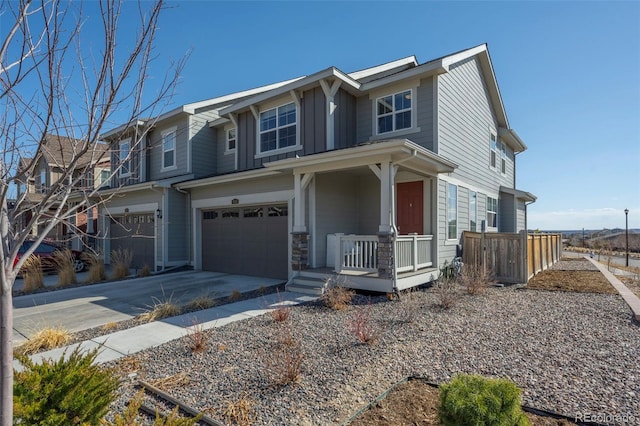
[286, 276, 326, 296]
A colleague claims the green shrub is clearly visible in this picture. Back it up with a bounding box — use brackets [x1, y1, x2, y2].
[14, 346, 119, 425]
[439, 374, 529, 426]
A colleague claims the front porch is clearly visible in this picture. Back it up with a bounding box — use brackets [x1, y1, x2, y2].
[288, 233, 439, 294]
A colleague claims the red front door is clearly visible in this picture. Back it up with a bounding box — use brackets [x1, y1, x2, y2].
[397, 181, 423, 234]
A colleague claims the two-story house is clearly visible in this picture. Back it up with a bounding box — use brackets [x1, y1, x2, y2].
[102, 44, 535, 293]
[15, 134, 110, 246]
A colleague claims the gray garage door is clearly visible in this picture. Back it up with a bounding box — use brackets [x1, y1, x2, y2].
[110, 214, 155, 269]
[202, 205, 288, 279]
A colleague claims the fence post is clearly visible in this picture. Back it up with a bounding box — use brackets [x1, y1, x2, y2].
[520, 230, 528, 283]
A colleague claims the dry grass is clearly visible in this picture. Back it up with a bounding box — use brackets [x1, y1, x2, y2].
[110, 248, 132, 280]
[101, 322, 118, 332]
[228, 289, 243, 302]
[137, 264, 151, 277]
[53, 249, 78, 287]
[223, 393, 255, 426]
[527, 270, 616, 294]
[459, 263, 493, 295]
[85, 253, 107, 283]
[15, 326, 71, 355]
[22, 255, 44, 292]
[149, 372, 190, 390]
[269, 290, 290, 322]
[138, 293, 181, 323]
[396, 288, 423, 323]
[321, 275, 355, 311]
[183, 294, 217, 311]
[185, 318, 209, 353]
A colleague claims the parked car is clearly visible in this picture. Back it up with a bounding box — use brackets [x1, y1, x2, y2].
[14, 240, 86, 274]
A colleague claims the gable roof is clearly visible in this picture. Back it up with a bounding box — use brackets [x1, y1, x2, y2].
[39, 134, 109, 169]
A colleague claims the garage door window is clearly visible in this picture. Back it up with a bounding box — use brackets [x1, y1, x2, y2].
[203, 211, 218, 220]
[268, 206, 287, 216]
[222, 209, 240, 218]
[244, 207, 263, 218]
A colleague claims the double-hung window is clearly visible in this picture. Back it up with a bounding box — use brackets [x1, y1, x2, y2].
[487, 196, 498, 229]
[376, 90, 412, 134]
[500, 141, 507, 174]
[447, 183, 458, 240]
[226, 128, 236, 152]
[490, 131, 498, 169]
[469, 191, 477, 232]
[119, 139, 131, 176]
[162, 128, 176, 169]
[259, 103, 297, 153]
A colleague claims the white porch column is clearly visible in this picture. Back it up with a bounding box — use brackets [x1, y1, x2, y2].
[293, 172, 314, 232]
[319, 79, 342, 151]
[379, 161, 393, 233]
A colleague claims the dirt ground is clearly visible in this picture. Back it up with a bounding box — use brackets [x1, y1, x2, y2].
[526, 270, 616, 294]
[349, 379, 576, 426]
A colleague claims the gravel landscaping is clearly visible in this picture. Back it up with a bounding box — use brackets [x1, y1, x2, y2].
[104, 268, 640, 425]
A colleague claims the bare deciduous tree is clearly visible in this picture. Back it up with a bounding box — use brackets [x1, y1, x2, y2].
[0, 0, 185, 422]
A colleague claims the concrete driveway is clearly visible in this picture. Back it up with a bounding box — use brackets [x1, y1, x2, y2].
[13, 270, 283, 345]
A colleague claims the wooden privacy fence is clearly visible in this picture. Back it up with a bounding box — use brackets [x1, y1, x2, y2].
[462, 230, 562, 284]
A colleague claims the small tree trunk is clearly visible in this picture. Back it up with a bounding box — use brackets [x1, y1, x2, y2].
[0, 284, 13, 426]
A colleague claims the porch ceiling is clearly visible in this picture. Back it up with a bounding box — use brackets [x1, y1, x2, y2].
[264, 139, 457, 176]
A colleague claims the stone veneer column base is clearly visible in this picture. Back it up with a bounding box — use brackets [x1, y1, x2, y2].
[291, 232, 310, 271]
[377, 232, 394, 279]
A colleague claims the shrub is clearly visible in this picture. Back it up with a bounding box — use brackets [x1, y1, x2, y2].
[228, 289, 243, 302]
[105, 388, 202, 426]
[347, 300, 380, 344]
[223, 393, 255, 426]
[269, 290, 290, 322]
[184, 318, 208, 353]
[15, 326, 72, 355]
[53, 248, 78, 286]
[460, 263, 493, 295]
[111, 248, 133, 280]
[182, 294, 217, 312]
[14, 346, 119, 425]
[396, 288, 423, 323]
[432, 276, 458, 309]
[438, 374, 529, 426]
[321, 275, 355, 311]
[138, 264, 152, 277]
[22, 255, 44, 292]
[138, 293, 181, 323]
[86, 253, 107, 283]
[263, 326, 305, 385]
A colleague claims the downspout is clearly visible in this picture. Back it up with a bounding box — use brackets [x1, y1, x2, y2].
[389, 149, 417, 293]
[150, 184, 164, 271]
[175, 186, 191, 268]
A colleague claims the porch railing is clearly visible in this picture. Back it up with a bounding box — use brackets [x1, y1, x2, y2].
[332, 233, 434, 274]
[396, 235, 433, 273]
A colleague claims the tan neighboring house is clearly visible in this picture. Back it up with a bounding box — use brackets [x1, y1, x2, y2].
[15, 134, 110, 248]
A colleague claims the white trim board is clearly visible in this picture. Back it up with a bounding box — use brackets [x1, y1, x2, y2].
[192, 190, 294, 209]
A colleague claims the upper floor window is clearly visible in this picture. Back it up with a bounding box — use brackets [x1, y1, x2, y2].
[38, 168, 47, 193]
[490, 131, 498, 169]
[259, 103, 297, 153]
[376, 90, 412, 134]
[119, 139, 131, 176]
[226, 128, 236, 152]
[80, 170, 93, 190]
[162, 128, 176, 169]
[99, 170, 110, 188]
[487, 196, 498, 229]
[447, 183, 458, 240]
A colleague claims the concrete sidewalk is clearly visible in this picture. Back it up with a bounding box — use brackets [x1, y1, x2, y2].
[14, 291, 317, 371]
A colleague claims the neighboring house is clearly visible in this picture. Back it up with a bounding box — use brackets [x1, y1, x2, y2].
[15, 134, 109, 247]
[102, 44, 536, 292]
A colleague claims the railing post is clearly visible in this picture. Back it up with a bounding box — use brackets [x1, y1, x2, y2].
[412, 235, 418, 272]
[334, 233, 344, 273]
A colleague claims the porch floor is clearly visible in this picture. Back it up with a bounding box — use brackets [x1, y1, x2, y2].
[302, 267, 439, 281]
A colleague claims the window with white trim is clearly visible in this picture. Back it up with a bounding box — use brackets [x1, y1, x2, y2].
[259, 103, 297, 153]
[162, 128, 176, 169]
[38, 168, 47, 193]
[490, 131, 498, 169]
[119, 139, 131, 176]
[500, 141, 507, 174]
[487, 196, 498, 229]
[447, 183, 458, 240]
[470, 191, 477, 232]
[226, 128, 236, 152]
[376, 90, 412, 134]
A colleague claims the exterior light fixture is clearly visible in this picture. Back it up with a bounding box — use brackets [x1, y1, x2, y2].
[156, 208, 162, 219]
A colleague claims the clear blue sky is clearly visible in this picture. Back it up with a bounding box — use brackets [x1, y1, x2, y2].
[28, 1, 640, 231]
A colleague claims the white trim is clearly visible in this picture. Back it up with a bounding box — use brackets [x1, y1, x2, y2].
[486, 195, 499, 230]
[192, 190, 294, 210]
[187, 117, 193, 174]
[446, 182, 458, 241]
[469, 190, 478, 232]
[348, 56, 417, 80]
[372, 87, 418, 137]
[225, 127, 237, 154]
[119, 138, 132, 177]
[255, 144, 303, 159]
[438, 175, 499, 200]
[161, 126, 177, 171]
[107, 203, 157, 215]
